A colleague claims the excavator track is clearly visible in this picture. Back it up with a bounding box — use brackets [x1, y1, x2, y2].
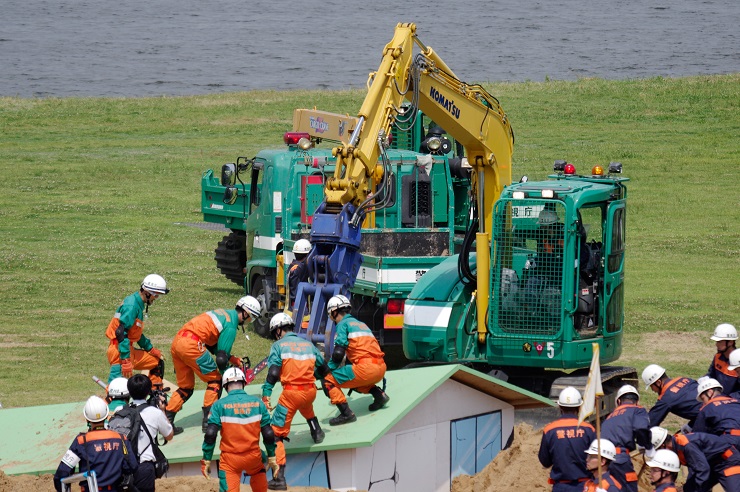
[215, 231, 246, 286]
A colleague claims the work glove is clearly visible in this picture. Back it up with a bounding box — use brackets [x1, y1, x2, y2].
[267, 456, 279, 476]
[200, 459, 211, 478]
[229, 355, 241, 367]
[645, 447, 656, 459]
[680, 423, 693, 435]
[595, 488, 607, 492]
[121, 359, 134, 378]
[149, 347, 162, 359]
[262, 396, 273, 411]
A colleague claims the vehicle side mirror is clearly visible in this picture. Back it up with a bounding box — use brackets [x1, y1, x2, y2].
[221, 163, 237, 186]
[223, 186, 238, 205]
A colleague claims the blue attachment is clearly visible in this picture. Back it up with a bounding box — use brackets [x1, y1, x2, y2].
[293, 202, 364, 357]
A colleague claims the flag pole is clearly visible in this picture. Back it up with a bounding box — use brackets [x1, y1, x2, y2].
[595, 393, 602, 485]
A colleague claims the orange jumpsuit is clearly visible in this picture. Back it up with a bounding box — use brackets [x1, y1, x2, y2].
[105, 291, 161, 387]
[166, 309, 240, 412]
[323, 314, 386, 405]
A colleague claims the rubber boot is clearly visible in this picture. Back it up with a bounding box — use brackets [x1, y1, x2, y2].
[201, 406, 211, 433]
[307, 417, 325, 443]
[267, 463, 287, 491]
[165, 410, 184, 435]
[368, 386, 390, 411]
[329, 403, 357, 426]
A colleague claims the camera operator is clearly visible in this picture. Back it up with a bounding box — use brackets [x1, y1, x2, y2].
[128, 374, 174, 492]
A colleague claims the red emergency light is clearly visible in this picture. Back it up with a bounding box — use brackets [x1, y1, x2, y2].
[283, 132, 311, 146]
[564, 163, 576, 175]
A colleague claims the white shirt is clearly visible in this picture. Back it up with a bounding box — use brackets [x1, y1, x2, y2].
[131, 399, 173, 463]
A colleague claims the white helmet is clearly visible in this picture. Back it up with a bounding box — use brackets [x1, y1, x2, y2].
[642, 364, 666, 389]
[646, 449, 681, 473]
[650, 426, 669, 449]
[141, 274, 169, 295]
[710, 323, 737, 341]
[584, 439, 616, 461]
[236, 295, 261, 318]
[538, 209, 559, 226]
[696, 377, 723, 401]
[557, 386, 583, 407]
[83, 395, 109, 423]
[293, 239, 311, 255]
[222, 367, 247, 386]
[108, 378, 130, 399]
[727, 348, 740, 371]
[616, 384, 639, 402]
[270, 312, 294, 332]
[327, 294, 351, 315]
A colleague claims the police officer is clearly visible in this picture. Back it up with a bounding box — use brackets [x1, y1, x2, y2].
[645, 449, 680, 492]
[538, 387, 596, 491]
[261, 313, 328, 490]
[694, 377, 740, 448]
[600, 384, 654, 492]
[202, 367, 277, 492]
[642, 364, 702, 429]
[651, 425, 740, 492]
[582, 439, 623, 492]
[105, 274, 169, 387]
[322, 295, 390, 426]
[705, 323, 740, 397]
[287, 239, 311, 310]
[54, 396, 138, 491]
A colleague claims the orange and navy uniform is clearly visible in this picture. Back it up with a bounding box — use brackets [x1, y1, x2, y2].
[538, 416, 595, 492]
[166, 309, 241, 413]
[693, 395, 740, 449]
[262, 332, 325, 465]
[105, 292, 160, 383]
[671, 431, 740, 492]
[54, 429, 138, 491]
[601, 403, 652, 492]
[706, 352, 740, 398]
[323, 314, 386, 405]
[287, 258, 309, 308]
[203, 388, 275, 492]
[582, 471, 622, 492]
[653, 484, 677, 492]
[647, 377, 701, 427]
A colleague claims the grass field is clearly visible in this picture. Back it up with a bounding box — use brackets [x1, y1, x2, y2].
[0, 75, 738, 410]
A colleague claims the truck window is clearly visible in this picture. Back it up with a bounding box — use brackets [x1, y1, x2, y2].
[608, 207, 625, 273]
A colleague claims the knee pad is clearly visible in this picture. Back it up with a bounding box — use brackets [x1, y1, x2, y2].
[176, 387, 194, 402]
[150, 359, 166, 378]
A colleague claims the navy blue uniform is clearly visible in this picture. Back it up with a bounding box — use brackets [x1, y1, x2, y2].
[693, 395, 740, 450]
[582, 471, 622, 492]
[601, 403, 652, 492]
[672, 432, 740, 492]
[706, 353, 740, 398]
[54, 428, 138, 491]
[647, 377, 702, 427]
[653, 484, 678, 492]
[538, 416, 595, 491]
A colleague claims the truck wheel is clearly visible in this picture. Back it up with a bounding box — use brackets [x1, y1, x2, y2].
[250, 275, 271, 339]
[215, 231, 246, 286]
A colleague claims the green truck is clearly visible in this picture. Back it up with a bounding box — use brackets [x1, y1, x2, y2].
[201, 109, 471, 346]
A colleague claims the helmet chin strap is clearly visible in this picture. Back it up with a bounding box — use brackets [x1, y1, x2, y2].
[650, 469, 668, 486]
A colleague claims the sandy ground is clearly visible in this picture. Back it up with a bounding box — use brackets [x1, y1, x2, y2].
[0, 423, 675, 492]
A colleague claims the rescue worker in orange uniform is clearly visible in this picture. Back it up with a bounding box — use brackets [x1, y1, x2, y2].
[201, 367, 278, 492]
[705, 323, 740, 398]
[651, 425, 740, 492]
[54, 396, 139, 492]
[642, 364, 702, 430]
[536, 208, 565, 283]
[538, 387, 596, 491]
[321, 295, 390, 426]
[165, 295, 261, 435]
[105, 274, 169, 387]
[261, 312, 328, 491]
[287, 239, 311, 310]
[600, 385, 654, 492]
[694, 377, 740, 449]
[645, 449, 680, 492]
[582, 439, 623, 492]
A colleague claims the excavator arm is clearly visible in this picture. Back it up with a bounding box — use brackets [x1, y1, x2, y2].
[293, 22, 514, 352]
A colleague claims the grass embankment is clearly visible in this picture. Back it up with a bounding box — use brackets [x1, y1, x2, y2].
[0, 76, 738, 410]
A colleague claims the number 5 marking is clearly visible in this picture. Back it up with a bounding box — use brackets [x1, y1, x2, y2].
[547, 342, 555, 359]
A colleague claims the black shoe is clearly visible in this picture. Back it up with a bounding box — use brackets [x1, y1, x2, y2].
[329, 403, 357, 426]
[165, 410, 184, 435]
[369, 386, 390, 411]
[307, 417, 325, 443]
[267, 464, 287, 490]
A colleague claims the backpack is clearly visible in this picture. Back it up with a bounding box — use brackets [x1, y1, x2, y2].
[107, 404, 143, 456]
